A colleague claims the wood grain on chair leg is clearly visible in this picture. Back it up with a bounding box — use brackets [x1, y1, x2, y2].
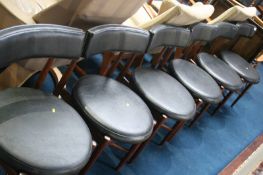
[80, 136, 111, 175]
[160, 120, 185, 145]
[211, 91, 233, 115]
[35, 58, 54, 89]
[53, 60, 78, 97]
[231, 83, 253, 107]
[160, 48, 173, 68]
[74, 65, 86, 77]
[128, 115, 168, 163]
[189, 102, 210, 127]
[100, 52, 114, 76]
[152, 48, 165, 68]
[116, 144, 141, 171]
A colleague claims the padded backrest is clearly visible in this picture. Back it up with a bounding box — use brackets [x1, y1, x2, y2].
[84, 24, 150, 57]
[215, 22, 239, 39]
[236, 22, 257, 38]
[0, 24, 85, 68]
[191, 23, 218, 42]
[148, 25, 191, 51]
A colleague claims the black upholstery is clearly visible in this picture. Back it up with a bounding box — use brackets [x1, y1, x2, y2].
[0, 24, 85, 68]
[215, 22, 239, 39]
[237, 22, 257, 38]
[73, 75, 153, 143]
[170, 59, 222, 103]
[220, 51, 260, 83]
[0, 25, 92, 175]
[0, 88, 92, 175]
[134, 68, 196, 120]
[148, 25, 191, 51]
[197, 52, 243, 90]
[191, 23, 218, 42]
[84, 24, 150, 57]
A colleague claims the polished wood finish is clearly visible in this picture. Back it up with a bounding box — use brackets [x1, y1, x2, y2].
[152, 48, 166, 68]
[212, 90, 233, 115]
[116, 144, 141, 171]
[74, 65, 87, 77]
[35, 58, 54, 89]
[100, 52, 115, 75]
[160, 120, 185, 144]
[80, 136, 111, 175]
[128, 115, 168, 163]
[107, 53, 124, 76]
[109, 141, 129, 153]
[53, 60, 78, 96]
[231, 83, 253, 107]
[219, 134, 263, 175]
[160, 48, 174, 67]
[117, 54, 137, 80]
[189, 102, 210, 127]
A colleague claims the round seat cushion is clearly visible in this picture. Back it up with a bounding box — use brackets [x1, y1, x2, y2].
[170, 59, 222, 104]
[134, 68, 196, 120]
[0, 88, 92, 175]
[220, 50, 260, 84]
[197, 52, 243, 91]
[73, 75, 153, 143]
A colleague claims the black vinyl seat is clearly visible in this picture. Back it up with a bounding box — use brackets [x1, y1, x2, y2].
[220, 50, 260, 84]
[216, 23, 260, 107]
[0, 88, 92, 175]
[134, 68, 196, 120]
[197, 52, 243, 91]
[0, 25, 92, 174]
[73, 75, 153, 143]
[170, 59, 222, 103]
[123, 25, 197, 162]
[71, 24, 154, 172]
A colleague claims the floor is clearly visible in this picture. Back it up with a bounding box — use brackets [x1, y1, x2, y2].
[1, 62, 263, 175]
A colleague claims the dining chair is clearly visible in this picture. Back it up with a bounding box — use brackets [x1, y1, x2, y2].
[127, 25, 197, 162]
[68, 24, 154, 173]
[163, 23, 223, 127]
[217, 22, 260, 107]
[194, 22, 247, 114]
[0, 24, 93, 175]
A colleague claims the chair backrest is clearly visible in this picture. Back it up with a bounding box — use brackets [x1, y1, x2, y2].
[236, 22, 257, 38]
[34, 0, 146, 26]
[78, 0, 147, 24]
[0, 24, 85, 68]
[84, 24, 150, 58]
[208, 6, 257, 24]
[148, 24, 191, 51]
[215, 22, 239, 40]
[191, 23, 218, 42]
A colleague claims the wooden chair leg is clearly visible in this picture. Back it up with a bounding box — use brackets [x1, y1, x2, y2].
[231, 83, 253, 107]
[80, 136, 110, 175]
[35, 58, 54, 89]
[115, 144, 141, 171]
[211, 91, 233, 115]
[159, 120, 185, 145]
[128, 115, 168, 163]
[100, 52, 114, 76]
[189, 102, 211, 127]
[53, 60, 78, 96]
[160, 48, 173, 68]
